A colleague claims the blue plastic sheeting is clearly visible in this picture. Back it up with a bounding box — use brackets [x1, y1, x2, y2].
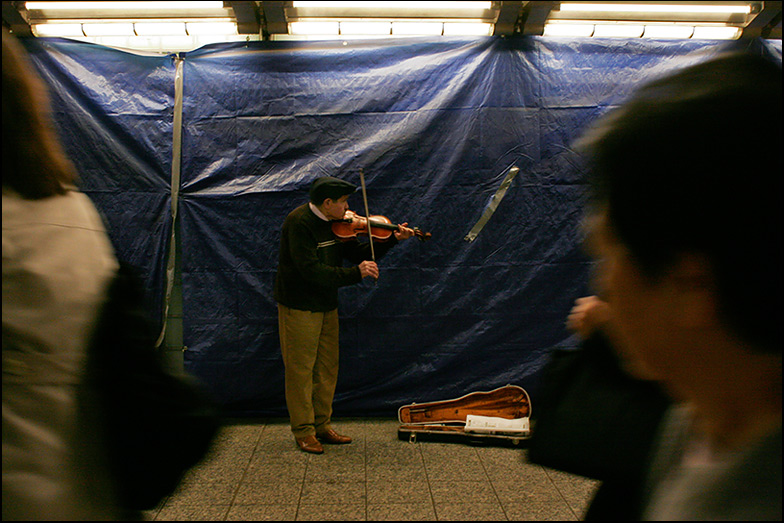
[22, 36, 781, 416]
[22, 38, 175, 331]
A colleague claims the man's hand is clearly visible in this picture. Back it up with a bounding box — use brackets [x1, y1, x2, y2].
[394, 223, 416, 241]
[566, 295, 612, 340]
[358, 260, 379, 280]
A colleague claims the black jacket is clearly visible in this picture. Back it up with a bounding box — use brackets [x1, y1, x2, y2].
[274, 203, 396, 312]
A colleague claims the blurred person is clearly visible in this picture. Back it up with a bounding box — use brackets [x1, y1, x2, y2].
[530, 295, 670, 520]
[2, 28, 126, 520]
[577, 51, 781, 520]
[274, 176, 415, 454]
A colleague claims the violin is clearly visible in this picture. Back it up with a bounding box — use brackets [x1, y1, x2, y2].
[332, 209, 431, 242]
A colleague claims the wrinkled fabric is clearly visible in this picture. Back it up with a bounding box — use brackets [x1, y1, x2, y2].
[22, 38, 175, 334]
[22, 36, 782, 416]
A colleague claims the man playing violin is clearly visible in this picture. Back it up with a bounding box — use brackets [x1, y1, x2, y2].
[274, 176, 415, 454]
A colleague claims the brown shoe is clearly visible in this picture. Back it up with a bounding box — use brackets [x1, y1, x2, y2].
[316, 429, 352, 444]
[295, 435, 324, 454]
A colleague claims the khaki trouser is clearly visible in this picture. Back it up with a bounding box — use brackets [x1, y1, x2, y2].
[277, 304, 339, 438]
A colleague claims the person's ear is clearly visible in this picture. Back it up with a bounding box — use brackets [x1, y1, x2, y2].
[669, 253, 718, 329]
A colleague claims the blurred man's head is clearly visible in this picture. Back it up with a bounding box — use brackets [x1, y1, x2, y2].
[579, 52, 782, 390]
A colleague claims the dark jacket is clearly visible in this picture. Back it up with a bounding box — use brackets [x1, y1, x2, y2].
[529, 331, 671, 520]
[274, 203, 396, 312]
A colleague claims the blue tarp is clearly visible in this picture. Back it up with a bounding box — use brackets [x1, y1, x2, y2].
[23, 38, 175, 329]
[23, 36, 782, 416]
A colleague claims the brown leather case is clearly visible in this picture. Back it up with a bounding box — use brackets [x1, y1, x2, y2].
[397, 385, 531, 446]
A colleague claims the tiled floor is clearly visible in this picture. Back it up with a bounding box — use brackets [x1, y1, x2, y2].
[143, 418, 600, 521]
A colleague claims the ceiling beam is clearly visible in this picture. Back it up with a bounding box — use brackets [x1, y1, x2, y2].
[2, 1, 33, 37]
[260, 1, 288, 38]
[520, 1, 558, 36]
[494, 1, 524, 36]
[741, 1, 782, 39]
[228, 1, 260, 35]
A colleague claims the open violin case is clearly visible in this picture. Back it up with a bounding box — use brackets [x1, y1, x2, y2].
[397, 385, 531, 447]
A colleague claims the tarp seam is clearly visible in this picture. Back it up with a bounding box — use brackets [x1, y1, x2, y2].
[156, 53, 184, 348]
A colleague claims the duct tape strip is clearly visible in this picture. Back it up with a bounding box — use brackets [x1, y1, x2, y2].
[464, 166, 520, 242]
[156, 54, 184, 348]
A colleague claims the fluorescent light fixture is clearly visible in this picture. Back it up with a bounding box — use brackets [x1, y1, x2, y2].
[83, 36, 135, 47]
[25, 1, 225, 10]
[293, 1, 491, 9]
[156, 35, 202, 48]
[289, 21, 340, 35]
[392, 21, 444, 35]
[543, 23, 595, 37]
[558, 3, 753, 14]
[443, 22, 493, 36]
[36, 18, 239, 38]
[692, 25, 742, 39]
[81, 23, 135, 36]
[134, 22, 187, 36]
[85, 34, 199, 51]
[186, 22, 239, 35]
[32, 23, 84, 37]
[340, 21, 391, 35]
[642, 24, 695, 38]
[543, 21, 742, 40]
[592, 23, 645, 37]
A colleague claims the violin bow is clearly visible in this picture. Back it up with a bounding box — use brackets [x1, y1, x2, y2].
[359, 168, 377, 282]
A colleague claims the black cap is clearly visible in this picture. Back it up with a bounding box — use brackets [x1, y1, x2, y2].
[309, 176, 357, 204]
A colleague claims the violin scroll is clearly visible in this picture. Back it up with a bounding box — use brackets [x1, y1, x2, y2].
[411, 228, 432, 242]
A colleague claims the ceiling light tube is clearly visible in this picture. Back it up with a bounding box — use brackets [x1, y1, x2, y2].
[392, 21, 444, 35]
[642, 24, 695, 38]
[543, 23, 595, 37]
[186, 22, 238, 35]
[340, 21, 392, 35]
[134, 22, 187, 36]
[559, 3, 753, 14]
[691, 25, 742, 39]
[25, 2, 225, 11]
[293, 1, 491, 9]
[81, 23, 136, 36]
[289, 21, 340, 35]
[32, 23, 85, 37]
[592, 23, 645, 37]
[443, 22, 493, 36]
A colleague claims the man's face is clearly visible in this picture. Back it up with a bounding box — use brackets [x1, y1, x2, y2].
[587, 211, 679, 383]
[322, 194, 351, 221]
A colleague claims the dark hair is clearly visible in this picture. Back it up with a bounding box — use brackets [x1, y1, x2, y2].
[2, 28, 77, 199]
[579, 52, 782, 353]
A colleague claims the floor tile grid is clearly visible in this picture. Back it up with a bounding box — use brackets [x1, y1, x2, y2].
[366, 421, 435, 521]
[144, 418, 599, 521]
[367, 419, 594, 521]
